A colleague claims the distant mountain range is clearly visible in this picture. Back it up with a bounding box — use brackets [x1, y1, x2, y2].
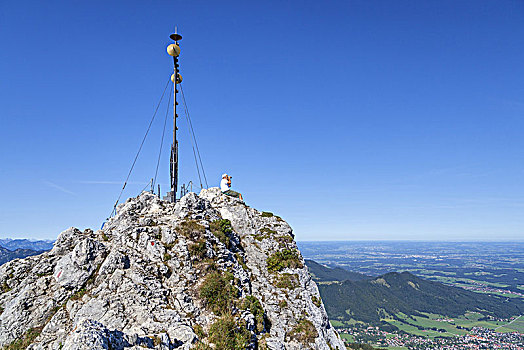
[0, 239, 54, 265]
[305, 260, 524, 330]
[0, 246, 45, 265]
[0, 238, 54, 251]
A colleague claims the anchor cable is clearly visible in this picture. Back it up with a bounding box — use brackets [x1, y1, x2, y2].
[180, 83, 208, 188]
[153, 83, 172, 189]
[181, 102, 203, 190]
[108, 76, 171, 218]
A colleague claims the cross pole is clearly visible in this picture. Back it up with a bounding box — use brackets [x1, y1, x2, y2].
[166, 31, 182, 202]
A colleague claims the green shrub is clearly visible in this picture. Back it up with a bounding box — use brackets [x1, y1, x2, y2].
[235, 253, 248, 271]
[277, 235, 293, 244]
[311, 296, 322, 308]
[274, 273, 299, 289]
[258, 334, 269, 350]
[210, 219, 233, 248]
[240, 296, 265, 333]
[253, 234, 265, 242]
[288, 319, 318, 345]
[71, 288, 87, 301]
[194, 323, 206, 339]
[279, 300, 288, 308]
[199, 271, 238, 314]
[266, 249, 303, 273]
[1, 281, 11, 293]
[260, 227, 277, 235]
[208, 314, 251, 350]
[3, 327, 43, 350]
[178, 220, 206, 239]
[164, 241, 176, 250]
[189, 239, 207, 260]
[261, 212, 274, 218]
[163, 253, 172, 261]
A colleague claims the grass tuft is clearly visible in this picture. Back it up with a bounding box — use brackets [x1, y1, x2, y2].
[3, 327, 43, 350]
[199, 271, 238, 314]
[266, 249, 303, 273]
[208, 313, 251, 350]
[312, 295, 322, 308]
[241, 296, 266, 333]
[274, 273, 299, 289]
[189, 239, 207, 260]
[210, 219, 233, 248]
[177, 220, 206, 239]
[288, 319, 318, 345]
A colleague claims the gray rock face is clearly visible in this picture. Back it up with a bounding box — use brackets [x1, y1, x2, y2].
[0, 189, 345, 349]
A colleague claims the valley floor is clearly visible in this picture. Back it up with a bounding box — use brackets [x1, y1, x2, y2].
[334, 313, 524, 349]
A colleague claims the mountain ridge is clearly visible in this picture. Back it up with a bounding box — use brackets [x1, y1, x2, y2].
[305, 260, 369, 282]
[0, 246, 45, 265]
[307, 262, 524, 330]
[0, 189, 345, 349]
[0, 239, 55, 251]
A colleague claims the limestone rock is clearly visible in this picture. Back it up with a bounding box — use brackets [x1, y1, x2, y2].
[0, 189, 345, 350]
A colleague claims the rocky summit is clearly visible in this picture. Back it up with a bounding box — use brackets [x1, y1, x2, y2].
[0, 188, 345, 349]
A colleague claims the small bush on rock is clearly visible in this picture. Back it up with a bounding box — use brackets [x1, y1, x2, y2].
[199, 271, 238, 314]
[260, 227, 277, 235]
[258, 334, 269, 350]
[240, 296, 265, 333]
[194, 324, 206, 339]
[288, 319, 318, 345]
[3, 327, 43, 350]
[311, 296, 322, 308]
[274, 273, 299, 290]
[208, 314, 251, 350]
[1, 281, 11, 293]
[266, 249, 303, 273]
[235, 253, 248, 271]
[189, 239, 207, 260]
[71, 288, 87, 301]
[178, 220, 206, 239]
[210, 219, 233, 248]
[261, 212, 274, 218]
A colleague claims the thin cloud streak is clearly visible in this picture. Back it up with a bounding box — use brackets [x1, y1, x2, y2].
[43, 181, 76, 196]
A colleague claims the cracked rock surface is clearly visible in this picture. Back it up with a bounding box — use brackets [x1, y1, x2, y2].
[0, 188, 345, 350]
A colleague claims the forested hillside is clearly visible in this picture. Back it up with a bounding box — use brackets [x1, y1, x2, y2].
[307, 262, 524, 330]
[0, 246, 43, 265]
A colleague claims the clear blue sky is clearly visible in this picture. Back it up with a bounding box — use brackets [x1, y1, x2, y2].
[1, 1, 523, 241]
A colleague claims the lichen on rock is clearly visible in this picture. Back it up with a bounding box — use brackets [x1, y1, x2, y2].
[0, 188, 345, 349]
